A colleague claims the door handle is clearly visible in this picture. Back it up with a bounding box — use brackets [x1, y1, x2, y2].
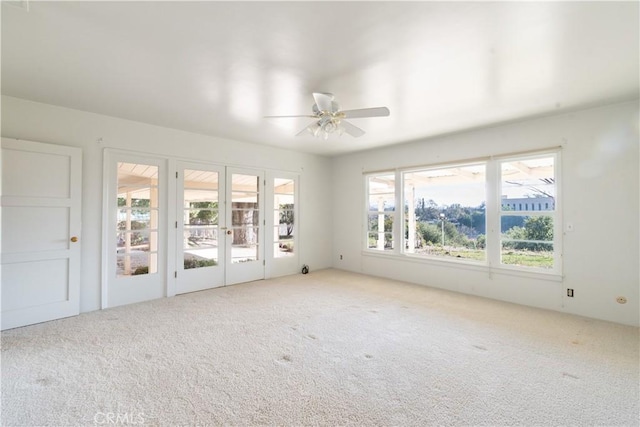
[70, 236, 79, 243]
[226, 230, 232, 235]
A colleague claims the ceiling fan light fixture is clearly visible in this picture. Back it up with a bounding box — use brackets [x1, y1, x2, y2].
[265, 92, 389, 139]
[321, 119, 338, 134]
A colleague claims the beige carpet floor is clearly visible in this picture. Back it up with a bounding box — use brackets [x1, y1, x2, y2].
[2, 269, 639, 426]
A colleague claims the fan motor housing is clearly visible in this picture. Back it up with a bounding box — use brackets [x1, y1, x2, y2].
[312, 101, 340, 114]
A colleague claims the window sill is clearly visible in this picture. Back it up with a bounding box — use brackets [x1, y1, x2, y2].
[361, 250, 563, 282]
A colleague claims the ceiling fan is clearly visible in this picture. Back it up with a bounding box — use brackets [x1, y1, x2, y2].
[265, 92, 390, 140]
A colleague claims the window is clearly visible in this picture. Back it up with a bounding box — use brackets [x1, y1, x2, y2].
[366, 173, 395, 251]
[403, 164, 486, 261]
[364, 149, 561, 275]
[499, 154, 557, 270]
[274, 177, 295, 258]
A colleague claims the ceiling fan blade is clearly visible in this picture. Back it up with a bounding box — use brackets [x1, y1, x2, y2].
[296, 121, 319, 136]
[264, 115, 316, 118]
[341, 107, 390, 119]
[340, 120, 365, 138]
[312, 92, 335, 112]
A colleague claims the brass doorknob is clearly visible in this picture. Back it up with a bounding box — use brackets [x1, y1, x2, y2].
[70, 236, 79, 243]
[226, 230, 232, 235]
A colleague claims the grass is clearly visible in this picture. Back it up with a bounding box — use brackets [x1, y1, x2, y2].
[501, 250, 553, 269]
[414, 246, 553, 268]
[418, 246, 486, 261]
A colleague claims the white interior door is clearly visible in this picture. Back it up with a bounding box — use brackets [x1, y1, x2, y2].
[103, 153, 166, 308]
[176, 162, 225, 294]
[225, 168, 265, 285]
[1, 138, 82, 330]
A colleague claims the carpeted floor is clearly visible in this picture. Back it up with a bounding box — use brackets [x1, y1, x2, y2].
[2, 269, 638, 426]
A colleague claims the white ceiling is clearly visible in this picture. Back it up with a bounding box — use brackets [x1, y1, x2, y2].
[2, 1, 638, 156]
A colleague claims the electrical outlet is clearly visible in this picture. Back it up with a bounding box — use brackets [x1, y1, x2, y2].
[567, 289, 574, 297]
[339, 254, 343, 260]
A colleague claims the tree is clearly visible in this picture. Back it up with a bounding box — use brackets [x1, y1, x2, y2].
[444, 204, 464, 222]
[189, 202, 218, 225]
[503, 217, 553, 251]
[524, 216, 553, 251]
[417, 222, 440, 246]
[476, 234, 486, 249]
[471, 207, 486, 235]
[231, 202, 258, 245]
[370, 214, 393, 248]
[501, 215, 525, 233]
[503, 226, 526, 250]
[279, 204, 294, 236]
[415, 198, 439, 222]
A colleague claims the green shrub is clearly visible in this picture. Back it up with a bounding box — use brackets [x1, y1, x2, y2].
[184, 258, 217, 269]
[132, 266, 148, 275]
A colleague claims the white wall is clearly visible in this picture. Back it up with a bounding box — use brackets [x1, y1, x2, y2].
[2, 95, 637, 326]
[332, 100, 640, 326]
[1, 95, 333, 313]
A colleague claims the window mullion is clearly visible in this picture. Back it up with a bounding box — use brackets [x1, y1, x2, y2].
[394, 169, 403, 255]
[486, 158, 501, 268]
[553, 151, 562, 274]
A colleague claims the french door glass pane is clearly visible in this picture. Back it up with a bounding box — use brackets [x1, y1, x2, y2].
[116, 162, 159, 277]
[117, 253, 157, 276]
[231, 210, 259, 226]
[231, 174, 260, 263]
[231, 225, 259, 263]
[274, 178, 295, 258]
[183, 169, 219, 269]
[232, 174, 258, 192]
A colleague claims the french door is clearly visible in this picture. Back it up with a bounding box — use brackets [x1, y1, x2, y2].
[175, 165, 264, 294]
[103, 153, 166, 308]
[105, 155, 272, 303]
[225, 168, 265, 285]
[176, 162, 225, 294]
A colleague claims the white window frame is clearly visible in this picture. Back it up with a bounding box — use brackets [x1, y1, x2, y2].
[400, 161, 487, 264]
[362, 149, 562, 278]
[364, 172, 398, 253]
[494, 150, 562, 275]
